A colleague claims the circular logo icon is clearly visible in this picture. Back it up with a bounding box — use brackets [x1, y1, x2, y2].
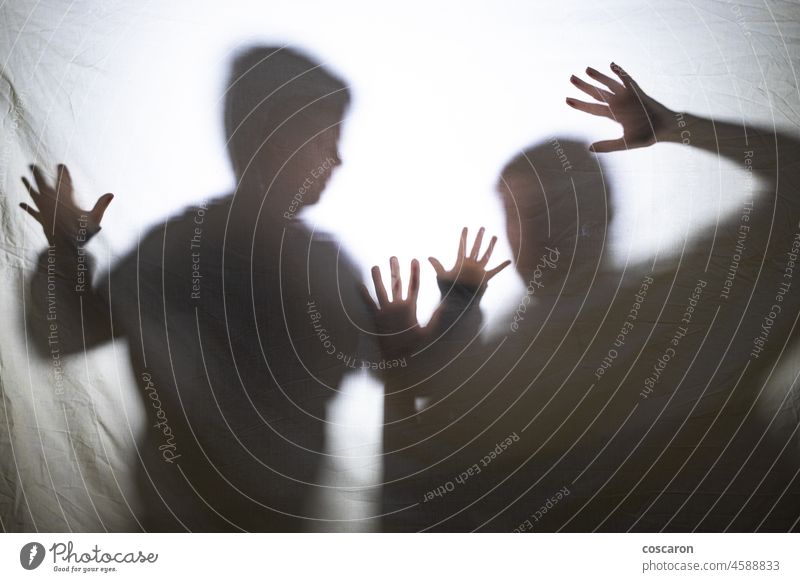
[20, 542, 46, 570]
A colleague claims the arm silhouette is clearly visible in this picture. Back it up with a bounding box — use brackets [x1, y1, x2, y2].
[20, 164, 116, 356]
[568, 62, 800, 196]
[363, 228, 509, 420]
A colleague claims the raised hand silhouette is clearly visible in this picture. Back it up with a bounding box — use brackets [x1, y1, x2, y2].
[20, 164, 113, 245]
[567, 63, 675, 152]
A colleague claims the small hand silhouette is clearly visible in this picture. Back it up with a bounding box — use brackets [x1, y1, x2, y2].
[361, 257, 424, 359]
[567, 63, 675, 153]
[20, 164, 113, 245]
[429, 226, 511, 289]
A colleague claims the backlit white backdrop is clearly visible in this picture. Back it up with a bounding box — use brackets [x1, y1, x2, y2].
[1, 0, 798, 531]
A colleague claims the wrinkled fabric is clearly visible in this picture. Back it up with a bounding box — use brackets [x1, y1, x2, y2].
[3, 0, 800, 532]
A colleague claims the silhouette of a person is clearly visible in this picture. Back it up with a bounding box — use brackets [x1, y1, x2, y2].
[21, 46, 376, 531]
[376, 63, 800, 532]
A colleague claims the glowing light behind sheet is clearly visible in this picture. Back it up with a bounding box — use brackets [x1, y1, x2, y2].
[6, 0, 785, 531]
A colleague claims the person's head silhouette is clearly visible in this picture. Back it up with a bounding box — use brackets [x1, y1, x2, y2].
[497, 138, 613, 278]
[224, 46, 351, 218]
